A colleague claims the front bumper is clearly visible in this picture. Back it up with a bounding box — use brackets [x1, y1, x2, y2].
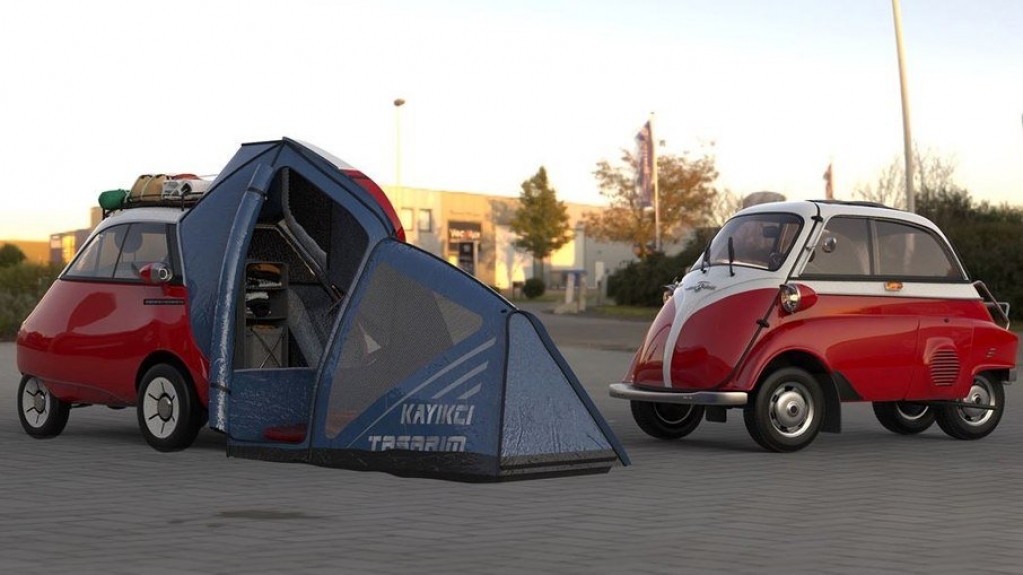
[609, 383, 748, 406]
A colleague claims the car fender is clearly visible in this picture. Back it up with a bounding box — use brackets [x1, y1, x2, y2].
[730, 332, 845, 434]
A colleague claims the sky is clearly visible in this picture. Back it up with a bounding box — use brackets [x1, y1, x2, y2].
[1, 0, 1021, 241]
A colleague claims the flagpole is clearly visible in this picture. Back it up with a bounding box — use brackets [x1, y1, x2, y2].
[651, 112, 660, 253]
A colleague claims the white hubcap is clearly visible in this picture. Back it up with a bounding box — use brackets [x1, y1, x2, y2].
[769, 382, 814, 437]
[21, 377, 51, 428]
[959, 379, 995, 426]
[142, 377, 180, 439]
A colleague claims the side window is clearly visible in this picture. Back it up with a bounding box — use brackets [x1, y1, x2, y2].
[65, 225, 128, 279]
[113, 223, 171, 280]
[803, 217, 871, 277]
[875, 220, 960, 279]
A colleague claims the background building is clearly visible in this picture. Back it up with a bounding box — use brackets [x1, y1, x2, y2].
[383, 185, 638, 291]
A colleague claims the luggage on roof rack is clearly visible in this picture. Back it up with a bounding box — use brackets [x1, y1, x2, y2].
[98, 173, 212, 216]
[129, 174, 210, 203]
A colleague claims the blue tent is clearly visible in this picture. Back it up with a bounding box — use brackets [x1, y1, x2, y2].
[178, 138, 628, 481]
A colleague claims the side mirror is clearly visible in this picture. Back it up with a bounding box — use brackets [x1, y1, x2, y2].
[139, 262, 173, 285]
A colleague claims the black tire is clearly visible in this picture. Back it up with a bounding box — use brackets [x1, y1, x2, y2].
[136, 364, 202, 452]
[744, 367, 824, 452]
[872, 401, 935, 435]
[630, 401, 705, 439]
[17, 375, 71, 438]
[935, 373, 1004, 440]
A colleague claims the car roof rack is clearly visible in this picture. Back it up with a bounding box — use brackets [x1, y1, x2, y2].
[810, 199, 897, 210]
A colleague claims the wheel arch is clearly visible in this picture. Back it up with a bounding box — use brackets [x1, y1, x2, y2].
[136, 351, 197, 395]
[756, 350, 842, 434]
[973, 367, 1014, 386]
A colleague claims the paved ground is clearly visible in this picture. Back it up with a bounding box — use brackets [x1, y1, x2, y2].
[2, 308, 1022, 575]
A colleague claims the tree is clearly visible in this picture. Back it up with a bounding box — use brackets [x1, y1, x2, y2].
[583, 146, 718, 258]
[0, 243, 27, 268]
[853, 146, 959, 209]
[509, 166, 572, 280]
[709, 188, 744, 227]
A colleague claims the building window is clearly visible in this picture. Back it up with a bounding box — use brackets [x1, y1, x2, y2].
[400, 207, 414, 231]
[418, 209, 433, 233]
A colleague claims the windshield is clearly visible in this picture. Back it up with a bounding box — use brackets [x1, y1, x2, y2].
[701, 213, 803, 272]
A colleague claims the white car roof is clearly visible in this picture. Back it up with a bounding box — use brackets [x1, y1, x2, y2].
[735, 200, 943, 233]
[94, 207, 189, 233]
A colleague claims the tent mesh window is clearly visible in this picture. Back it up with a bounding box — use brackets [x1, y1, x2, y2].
[325, 262, 483, 437]
[285, 170, 333, 254]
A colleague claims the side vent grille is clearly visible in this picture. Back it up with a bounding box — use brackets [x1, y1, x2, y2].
[929, 348, 960, 386]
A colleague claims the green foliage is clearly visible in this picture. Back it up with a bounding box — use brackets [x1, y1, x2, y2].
[0, 262, 61, 340]
[523, 277, 546, 299]
[608, 229, 716, 306]
[583, 146, 719, 259]
[0, 243, 27, 267]
[510, 167, 572, 276]
[917, 188, 1023, 321]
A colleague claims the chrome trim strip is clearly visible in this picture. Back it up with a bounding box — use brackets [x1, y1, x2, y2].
[609, 383, 747, 406]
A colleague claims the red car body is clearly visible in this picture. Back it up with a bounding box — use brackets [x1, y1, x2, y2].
[16, 139, 403, 452]
[17, 209, 210, 408]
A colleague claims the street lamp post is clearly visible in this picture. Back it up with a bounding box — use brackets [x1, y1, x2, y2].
[892, 0, 915, 212]
[394, 98, 405, 195]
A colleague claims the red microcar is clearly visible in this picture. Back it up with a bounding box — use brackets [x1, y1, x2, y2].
[15, 140, 402, 452]
[611, 200, 1018, 452]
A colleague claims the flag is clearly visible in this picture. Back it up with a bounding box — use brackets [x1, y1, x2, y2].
[823, 163, 834, 200]
[636, 121, 654, 208]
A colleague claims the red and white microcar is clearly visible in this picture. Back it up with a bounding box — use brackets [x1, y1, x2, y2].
[610, 200, 1018, 452]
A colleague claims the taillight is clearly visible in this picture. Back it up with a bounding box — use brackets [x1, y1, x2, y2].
[779, 283, 817, 314]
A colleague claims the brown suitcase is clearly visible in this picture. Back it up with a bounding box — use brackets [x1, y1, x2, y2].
[129, 174, 168, 203]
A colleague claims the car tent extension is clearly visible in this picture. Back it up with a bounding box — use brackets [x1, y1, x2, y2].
[178, 138, 628, 481]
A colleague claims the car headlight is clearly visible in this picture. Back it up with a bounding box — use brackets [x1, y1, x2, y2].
[779, 283, 817, 315]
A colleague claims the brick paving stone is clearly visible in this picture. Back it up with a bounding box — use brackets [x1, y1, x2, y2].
[3, 331, 1023, 575]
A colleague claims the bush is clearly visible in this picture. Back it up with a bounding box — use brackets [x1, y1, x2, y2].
[918, 189, 1023, 322]
[0, 262, 61, 340]
[607, 229, 715, 307]
[523, 277, 546, 299]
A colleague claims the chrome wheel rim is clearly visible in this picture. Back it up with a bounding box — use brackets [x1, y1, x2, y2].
[142, 377, 180, 439]
[654, 403, 695, 425]
[896, 402, 929, 421]
[21, 377, 51, 428]
[959, 378, 995, 427]
[769, 381, 814, 438]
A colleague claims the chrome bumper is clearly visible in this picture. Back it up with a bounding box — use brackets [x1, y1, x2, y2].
[609, 383, 748, 406]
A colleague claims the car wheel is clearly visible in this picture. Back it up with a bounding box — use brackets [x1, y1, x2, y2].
[17, 375, 71, 438]
[872, 401, 935, 435]
[137, 364, 202, 452]
[630, 401, 705, 439]
[935, 373, 1004, 440]
[744, 367, 824, 452]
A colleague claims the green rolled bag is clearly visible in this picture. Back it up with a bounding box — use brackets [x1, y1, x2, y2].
[98, 189, 129, 211]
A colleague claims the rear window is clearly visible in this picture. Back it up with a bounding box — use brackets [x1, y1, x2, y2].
[703, 213, 803, 272]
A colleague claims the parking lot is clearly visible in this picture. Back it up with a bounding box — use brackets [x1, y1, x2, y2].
[2, 309, 1022, 575]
